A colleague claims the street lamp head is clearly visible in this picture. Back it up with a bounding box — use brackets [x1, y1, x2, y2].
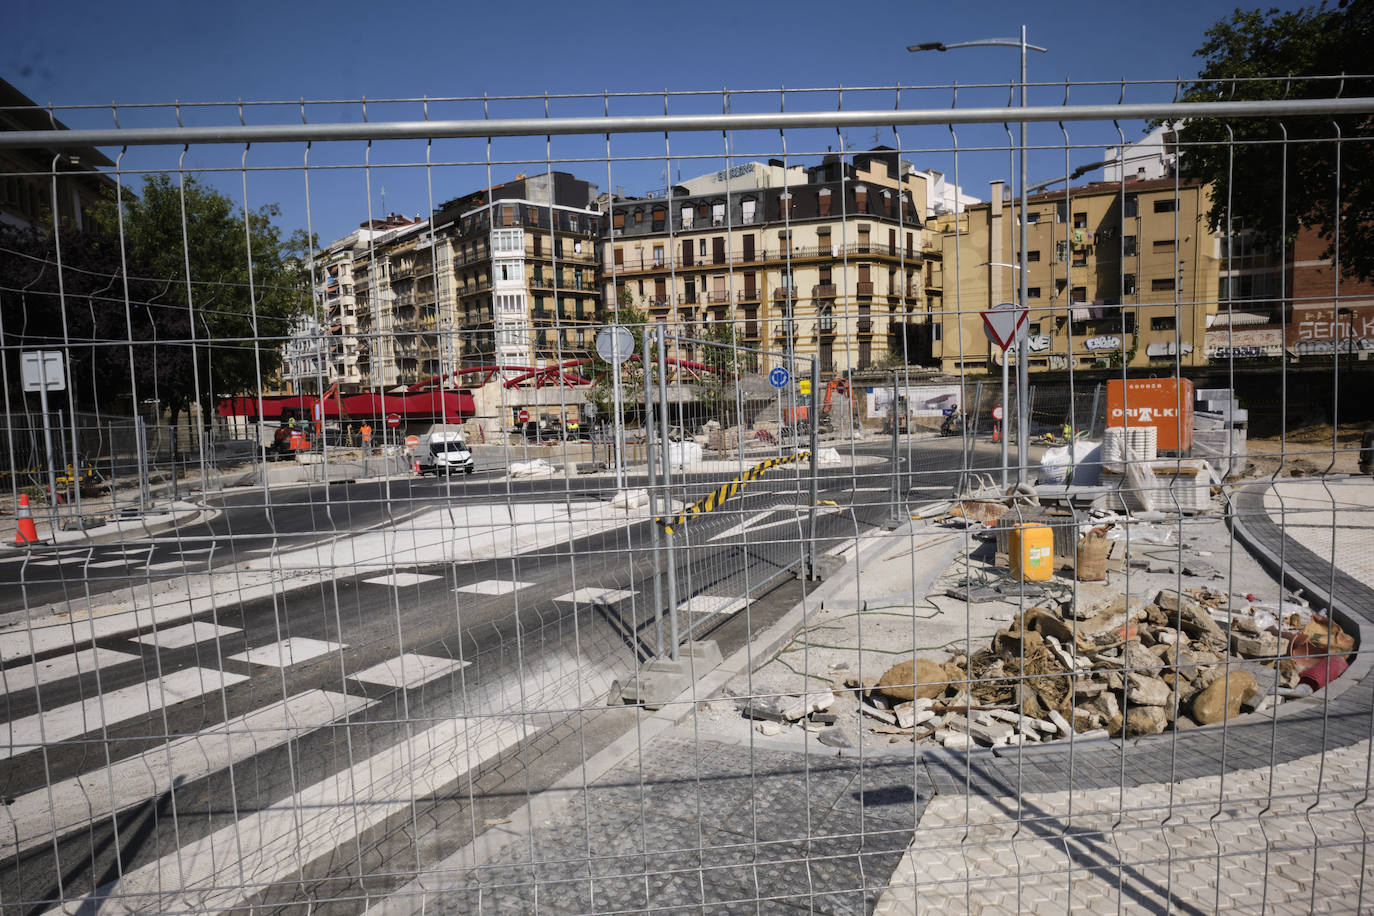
[907, 41, 947, 52]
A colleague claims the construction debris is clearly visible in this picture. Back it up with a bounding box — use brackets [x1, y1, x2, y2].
[856, 584, 1354, 749]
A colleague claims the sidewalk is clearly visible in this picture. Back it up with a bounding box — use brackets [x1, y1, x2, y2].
[369, 474, 1374, 913]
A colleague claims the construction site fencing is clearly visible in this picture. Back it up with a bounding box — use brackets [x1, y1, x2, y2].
[0, 80, 1370, 915]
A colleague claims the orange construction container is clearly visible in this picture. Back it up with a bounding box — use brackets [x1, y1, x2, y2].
[1009, 524, 1054, 582]
[1106, 378, 1194, 452]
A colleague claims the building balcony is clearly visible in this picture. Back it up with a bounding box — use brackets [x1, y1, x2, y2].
[706, 290, 732, 304]
[856, 281, 875, 296]
[813, 284, 837, 300]
[773, 288, 797, 302]
[817, 315, 836, 334]
[738, 287, 761, 303]
[857, 317, 873, 333]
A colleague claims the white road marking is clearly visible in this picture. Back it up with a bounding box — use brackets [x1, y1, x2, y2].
[130, 621, 240, 650]
[350, 654, 469, 690]
[1, 689, 373, 861]
[552, 587, 635, 606]
[228, 637, 344, 668]
[173, 548, 214, 555]
[680, 595, 749, 618]
[143, 561, 189, 572]
[361, 572, 441, 588]
[0, 667, 249, 761]
[453, 579, 532, 596]
[85, 560, 133, 569]
[0, 647, 141, 694]
[59, 715, 536, 914]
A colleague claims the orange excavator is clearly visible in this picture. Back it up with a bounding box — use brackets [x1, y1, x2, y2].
[782, 378, 852, 433]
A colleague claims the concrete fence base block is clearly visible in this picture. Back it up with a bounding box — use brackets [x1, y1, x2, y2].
[619, 640, 722, 709]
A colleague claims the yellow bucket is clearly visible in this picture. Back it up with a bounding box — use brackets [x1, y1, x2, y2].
[1009, 524, 1054, 582]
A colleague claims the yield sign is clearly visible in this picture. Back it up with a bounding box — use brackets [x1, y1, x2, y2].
[981, 302, 1028, 351]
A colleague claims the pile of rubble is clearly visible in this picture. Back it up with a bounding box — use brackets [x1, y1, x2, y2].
[851, 587, 1355, 750]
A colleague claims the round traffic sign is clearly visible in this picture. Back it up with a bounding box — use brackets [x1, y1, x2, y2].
[404, 434, 420, 450]
[386, 413, 402, 428]
[992, 406, 1004, 421]
[518, 408, 530, 423]
[595, 325, 635, 364]
[768, 366, 790, 389]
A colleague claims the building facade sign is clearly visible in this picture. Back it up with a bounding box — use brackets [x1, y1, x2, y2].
[1204, 326, 1282, 359]
[1286, 305, 1374, 352]
[1083, 335, 1122, 351]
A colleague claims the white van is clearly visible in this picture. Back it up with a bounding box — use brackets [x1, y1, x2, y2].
[416, 431, 475, 475]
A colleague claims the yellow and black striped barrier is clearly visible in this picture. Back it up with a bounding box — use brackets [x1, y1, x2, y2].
[657, 451, 811, 535]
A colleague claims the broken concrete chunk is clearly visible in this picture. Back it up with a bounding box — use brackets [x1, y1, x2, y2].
[818, 728, 852, 748]
[1048, 709, 1072, 735]
[809, 710, 838, 726]
[967, 721, 1015, 746]
[859, 703, 897, 724]
[1191, 671, 1259, 725]
[738, 697, 790, 723]
[874, 658, 951, 702]
[1127, 673, 1173, 707]
[757, 721, 784, 736]
[1156, 589, 1228, 650]
[934, 729, 973, 748]
[1230, 631, 1281, 659]
[1123, 706, 1168, 737]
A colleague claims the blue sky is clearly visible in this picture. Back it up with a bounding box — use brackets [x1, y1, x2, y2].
[10, 0, 1302, 245]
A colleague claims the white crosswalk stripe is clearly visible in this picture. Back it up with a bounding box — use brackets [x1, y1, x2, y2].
[0, 667, 248, 760]
[0, 647, 140, 694]
[1, 688, 374, 860]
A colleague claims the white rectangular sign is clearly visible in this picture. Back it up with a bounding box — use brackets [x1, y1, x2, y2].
[20, 350, 66, 393]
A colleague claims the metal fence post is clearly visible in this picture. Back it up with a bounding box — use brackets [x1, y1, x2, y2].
[643, 328, 664, 659]
[890, 369, 900, 524]
[807, 357, 820, 577]
[657, 324, 680, 661]
[1089, 382, 1104, 438]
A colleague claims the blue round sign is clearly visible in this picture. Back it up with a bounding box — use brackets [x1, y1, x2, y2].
[768, 367, 790, 389]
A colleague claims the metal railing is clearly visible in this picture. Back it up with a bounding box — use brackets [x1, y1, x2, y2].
[0, 80, 1371, 916]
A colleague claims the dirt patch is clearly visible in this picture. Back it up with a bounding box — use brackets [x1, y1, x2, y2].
[1245, 423, 1367, 478]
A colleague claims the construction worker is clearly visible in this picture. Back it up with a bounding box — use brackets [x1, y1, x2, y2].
[360, 423, 372, 448]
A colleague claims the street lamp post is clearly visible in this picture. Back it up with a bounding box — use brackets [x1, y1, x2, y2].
[910, 25, 1047, 485]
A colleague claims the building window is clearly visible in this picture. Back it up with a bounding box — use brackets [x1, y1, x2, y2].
[1152, 278, 1175, 291]
[712, 202, 725, 226]
[1123, 273, 1137, 295]
[1152, 316, 1176, 331]
[1024, 211, 1040, 224]
[1073, 212, 1088, 228]
[1056, 201, 1067, 223]
[652, 245, 664, 266]
[1027, 287, 1041, 298]
[613, 212, 625, 230]
[699, 238, 707, 258]
[855, 186, 868, 212]
[818, 188, 832, 217]
[1056, 240, 1069, 261]
[681, 206, 693, 229]
[1153, 239, 1176, 251]
[1123, 235, 1138, 257]
[1154, 199, 1177, 213]
[1027, 250, 1041, 262]
[1124, 195, 1138, 218]
[1071, 286, 1087, 303]
[742, 199, 756, 224]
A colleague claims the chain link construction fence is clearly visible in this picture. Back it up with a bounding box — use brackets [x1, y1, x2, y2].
[0, 81, 1371, 914]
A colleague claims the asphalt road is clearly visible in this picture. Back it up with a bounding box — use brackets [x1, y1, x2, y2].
[0, 435, 1002, 913]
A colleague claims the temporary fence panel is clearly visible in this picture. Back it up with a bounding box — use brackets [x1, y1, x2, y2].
[0, 79, 1370, 916]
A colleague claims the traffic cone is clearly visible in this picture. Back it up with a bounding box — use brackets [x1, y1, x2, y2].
[13, 494, 40, 546]
[413, 460, 421, 476]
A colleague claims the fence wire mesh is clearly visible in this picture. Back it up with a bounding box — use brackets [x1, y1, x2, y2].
[0, 81, 1371, 914]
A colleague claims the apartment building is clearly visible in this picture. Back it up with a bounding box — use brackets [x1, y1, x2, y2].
[353, 216, 430, 389]
[602, 148, 929, 375]
[933, 177, 1221, 374]
[436, 173, 603, 369]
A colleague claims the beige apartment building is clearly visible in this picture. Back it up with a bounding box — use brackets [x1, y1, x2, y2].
[934, 177, 1221, 374]
[602, 149, 930, 374]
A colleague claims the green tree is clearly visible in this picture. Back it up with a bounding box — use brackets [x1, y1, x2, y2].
[94, 174, 311, 423]
[1176, 1, 1374, 279]
[697, 321, 757, 424]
